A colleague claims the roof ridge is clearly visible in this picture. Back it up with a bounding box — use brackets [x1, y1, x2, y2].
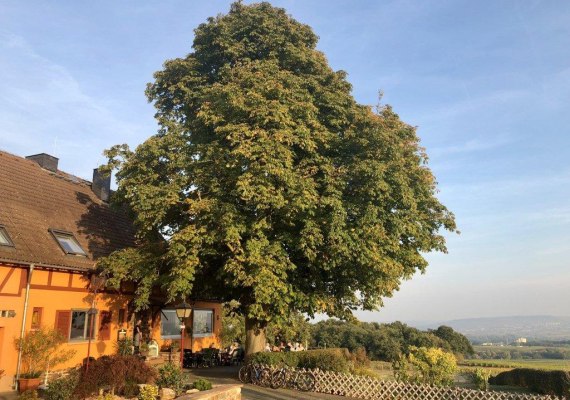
[0, 149, 93, 188]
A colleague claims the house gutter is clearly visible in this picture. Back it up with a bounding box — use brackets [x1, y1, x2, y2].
[15, 263, 34, 390]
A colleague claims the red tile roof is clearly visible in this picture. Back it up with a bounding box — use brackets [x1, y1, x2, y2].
[0, 150, 136, 271]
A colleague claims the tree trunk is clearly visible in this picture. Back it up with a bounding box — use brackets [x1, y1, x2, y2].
[245, 316, 267, 356]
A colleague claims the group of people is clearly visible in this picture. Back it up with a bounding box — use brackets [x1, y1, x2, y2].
[265, 341, 305, 352]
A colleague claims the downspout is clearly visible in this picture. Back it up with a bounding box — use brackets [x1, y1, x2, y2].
[15, 263, 34, 390]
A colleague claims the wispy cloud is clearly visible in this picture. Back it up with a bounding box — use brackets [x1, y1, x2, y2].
[0, 33, 145, 178]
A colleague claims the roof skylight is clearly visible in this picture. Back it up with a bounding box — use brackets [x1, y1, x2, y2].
[50, 229, 87, 256]
[0, 226, 14, 247]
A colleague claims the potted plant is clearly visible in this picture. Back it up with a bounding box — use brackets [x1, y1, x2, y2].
[14, 328, 76, 393]
[140, 342, 150, 357]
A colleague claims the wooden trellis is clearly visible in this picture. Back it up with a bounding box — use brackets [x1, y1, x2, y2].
[308, 368, 561, 400]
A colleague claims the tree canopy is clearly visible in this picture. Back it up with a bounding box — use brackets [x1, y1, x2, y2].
[99, 2, 456, 352]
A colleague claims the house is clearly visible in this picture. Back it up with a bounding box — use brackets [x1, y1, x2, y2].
[0, 150, 222, 393]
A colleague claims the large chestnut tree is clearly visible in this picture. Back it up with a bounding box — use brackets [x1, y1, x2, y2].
[99, 2, 456, 354]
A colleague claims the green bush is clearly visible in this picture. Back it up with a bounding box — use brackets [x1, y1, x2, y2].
[393, 347, 456, 386]
[462, 368, 491, 391]
[43, 369, 80, 400]
[193, 379, 213, 391]
[138, 385, 159, 400]
[115, 338, 134, 356]
[248, 348, 351, 372]
[489, 368, 570, 397]
[156, 362, 184, 394]
[18, 390, 39, 400]
[73, 355, 156, 399]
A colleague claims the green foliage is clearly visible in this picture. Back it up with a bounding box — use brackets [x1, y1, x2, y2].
[14, 328, 76, 378]
[115, 338, 134, 356]
[489, 368, 570, 397]
[248, 348, 352, 372]
[96, 394, 114, 400]
[43, 369, 80, 400]
[138, 385, 159, 400]
[193, 379, 213, 391]
[156, 362, 184, 394]
[18, 390, 39, 400]
[394, 347, 456, 386]
[431, 325, 474, 355]
[466, 368, 491, 391]
[73, 355, 156, 398]
[311, 320, 472, 362]
[98, 1, 455, 345]
[221, 301, 312, 348]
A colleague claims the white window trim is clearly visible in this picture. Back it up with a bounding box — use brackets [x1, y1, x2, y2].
[192, 309, 214, 338]
[69, 309, 97, 342]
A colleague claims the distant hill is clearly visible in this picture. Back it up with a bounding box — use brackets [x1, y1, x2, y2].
[439, 316, 570, 343]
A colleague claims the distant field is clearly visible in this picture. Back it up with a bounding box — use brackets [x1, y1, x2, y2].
[462, 359, 570, 371]
[473, 344, 570, 352]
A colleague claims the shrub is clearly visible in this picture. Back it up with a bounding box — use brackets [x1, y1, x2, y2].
[462, 368, 491, 391]
[115, 338, 134, 356]
[73, 355, 156, 399]
[193, 379, 213, 391]
[394, 347, 456, 386]
[14, 328, 76, 379]
[18, 390, 39, 400]
[156, 362, 184, 394]
[248, 348, 351, 372]
[489, 368, 570, 397]
[43, 368, 80, 400]
[138, 385, 159, 400]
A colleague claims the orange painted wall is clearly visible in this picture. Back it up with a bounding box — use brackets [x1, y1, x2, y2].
[0, 264, 222, 393]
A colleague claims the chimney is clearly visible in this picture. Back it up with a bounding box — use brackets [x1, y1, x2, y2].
[26, 153, 59, 172]
[92, 168, 111, 202]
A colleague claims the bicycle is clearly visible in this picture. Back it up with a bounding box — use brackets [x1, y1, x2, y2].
[238, 363, 272, 387]
[270, 365, 316, 391]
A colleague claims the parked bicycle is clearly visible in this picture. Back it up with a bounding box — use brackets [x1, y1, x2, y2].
[271, 365, 316, 391]
[238, 363, 272, 387]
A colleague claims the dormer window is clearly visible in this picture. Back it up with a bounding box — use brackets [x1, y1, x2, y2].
[50, 229, 86, 256]
[0, 226, 14, 247]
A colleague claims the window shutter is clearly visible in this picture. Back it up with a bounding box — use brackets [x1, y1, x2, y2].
[54, 310, 71, 339]
[99, 311, 112, 341]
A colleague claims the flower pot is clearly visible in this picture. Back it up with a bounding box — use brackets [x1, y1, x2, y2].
[18, 377, 42, 393]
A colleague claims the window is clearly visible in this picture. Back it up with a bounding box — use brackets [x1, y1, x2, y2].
[193, 309, 214, 337]
[50, 229, 86, 256]
[0, 226, 14, 247]
[160, 309, 181, 339]
[31, 307, 43, 329]
[69, 310, 96, 341]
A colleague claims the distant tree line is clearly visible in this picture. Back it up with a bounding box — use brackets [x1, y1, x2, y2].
[221, 306, 474, 361]
[472, 348, 570, 360]
[310, 320, 473, 361]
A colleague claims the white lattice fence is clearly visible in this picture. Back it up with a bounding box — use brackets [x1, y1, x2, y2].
[310, 369, 563, 400]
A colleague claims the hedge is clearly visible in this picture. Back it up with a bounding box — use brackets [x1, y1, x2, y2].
[489, 368, 570, 397]
[248, 348, 351, 372]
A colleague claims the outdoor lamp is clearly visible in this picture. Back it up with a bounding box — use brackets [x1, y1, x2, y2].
[174, 301, 192, 369]
[175, 301, 192, 322]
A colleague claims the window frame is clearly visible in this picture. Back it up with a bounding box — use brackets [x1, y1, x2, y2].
[31, 307, 43, 330]
[192, 309, 214, 338]
[0, 226, 14, 247]
[160, 309, 182, 339]
[49, 229, 87, 256]
[69, 309, 97, 342]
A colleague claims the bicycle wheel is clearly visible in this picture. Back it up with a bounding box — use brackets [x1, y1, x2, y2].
[258, 367, 272, 387]
[238, 365, 251, 383]
[250, 365, 262, 385]
[295, 370, 316, 392]
[271, 369, 286, 389]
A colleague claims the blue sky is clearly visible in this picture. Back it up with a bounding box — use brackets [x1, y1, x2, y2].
[1, 1, 569, 323]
